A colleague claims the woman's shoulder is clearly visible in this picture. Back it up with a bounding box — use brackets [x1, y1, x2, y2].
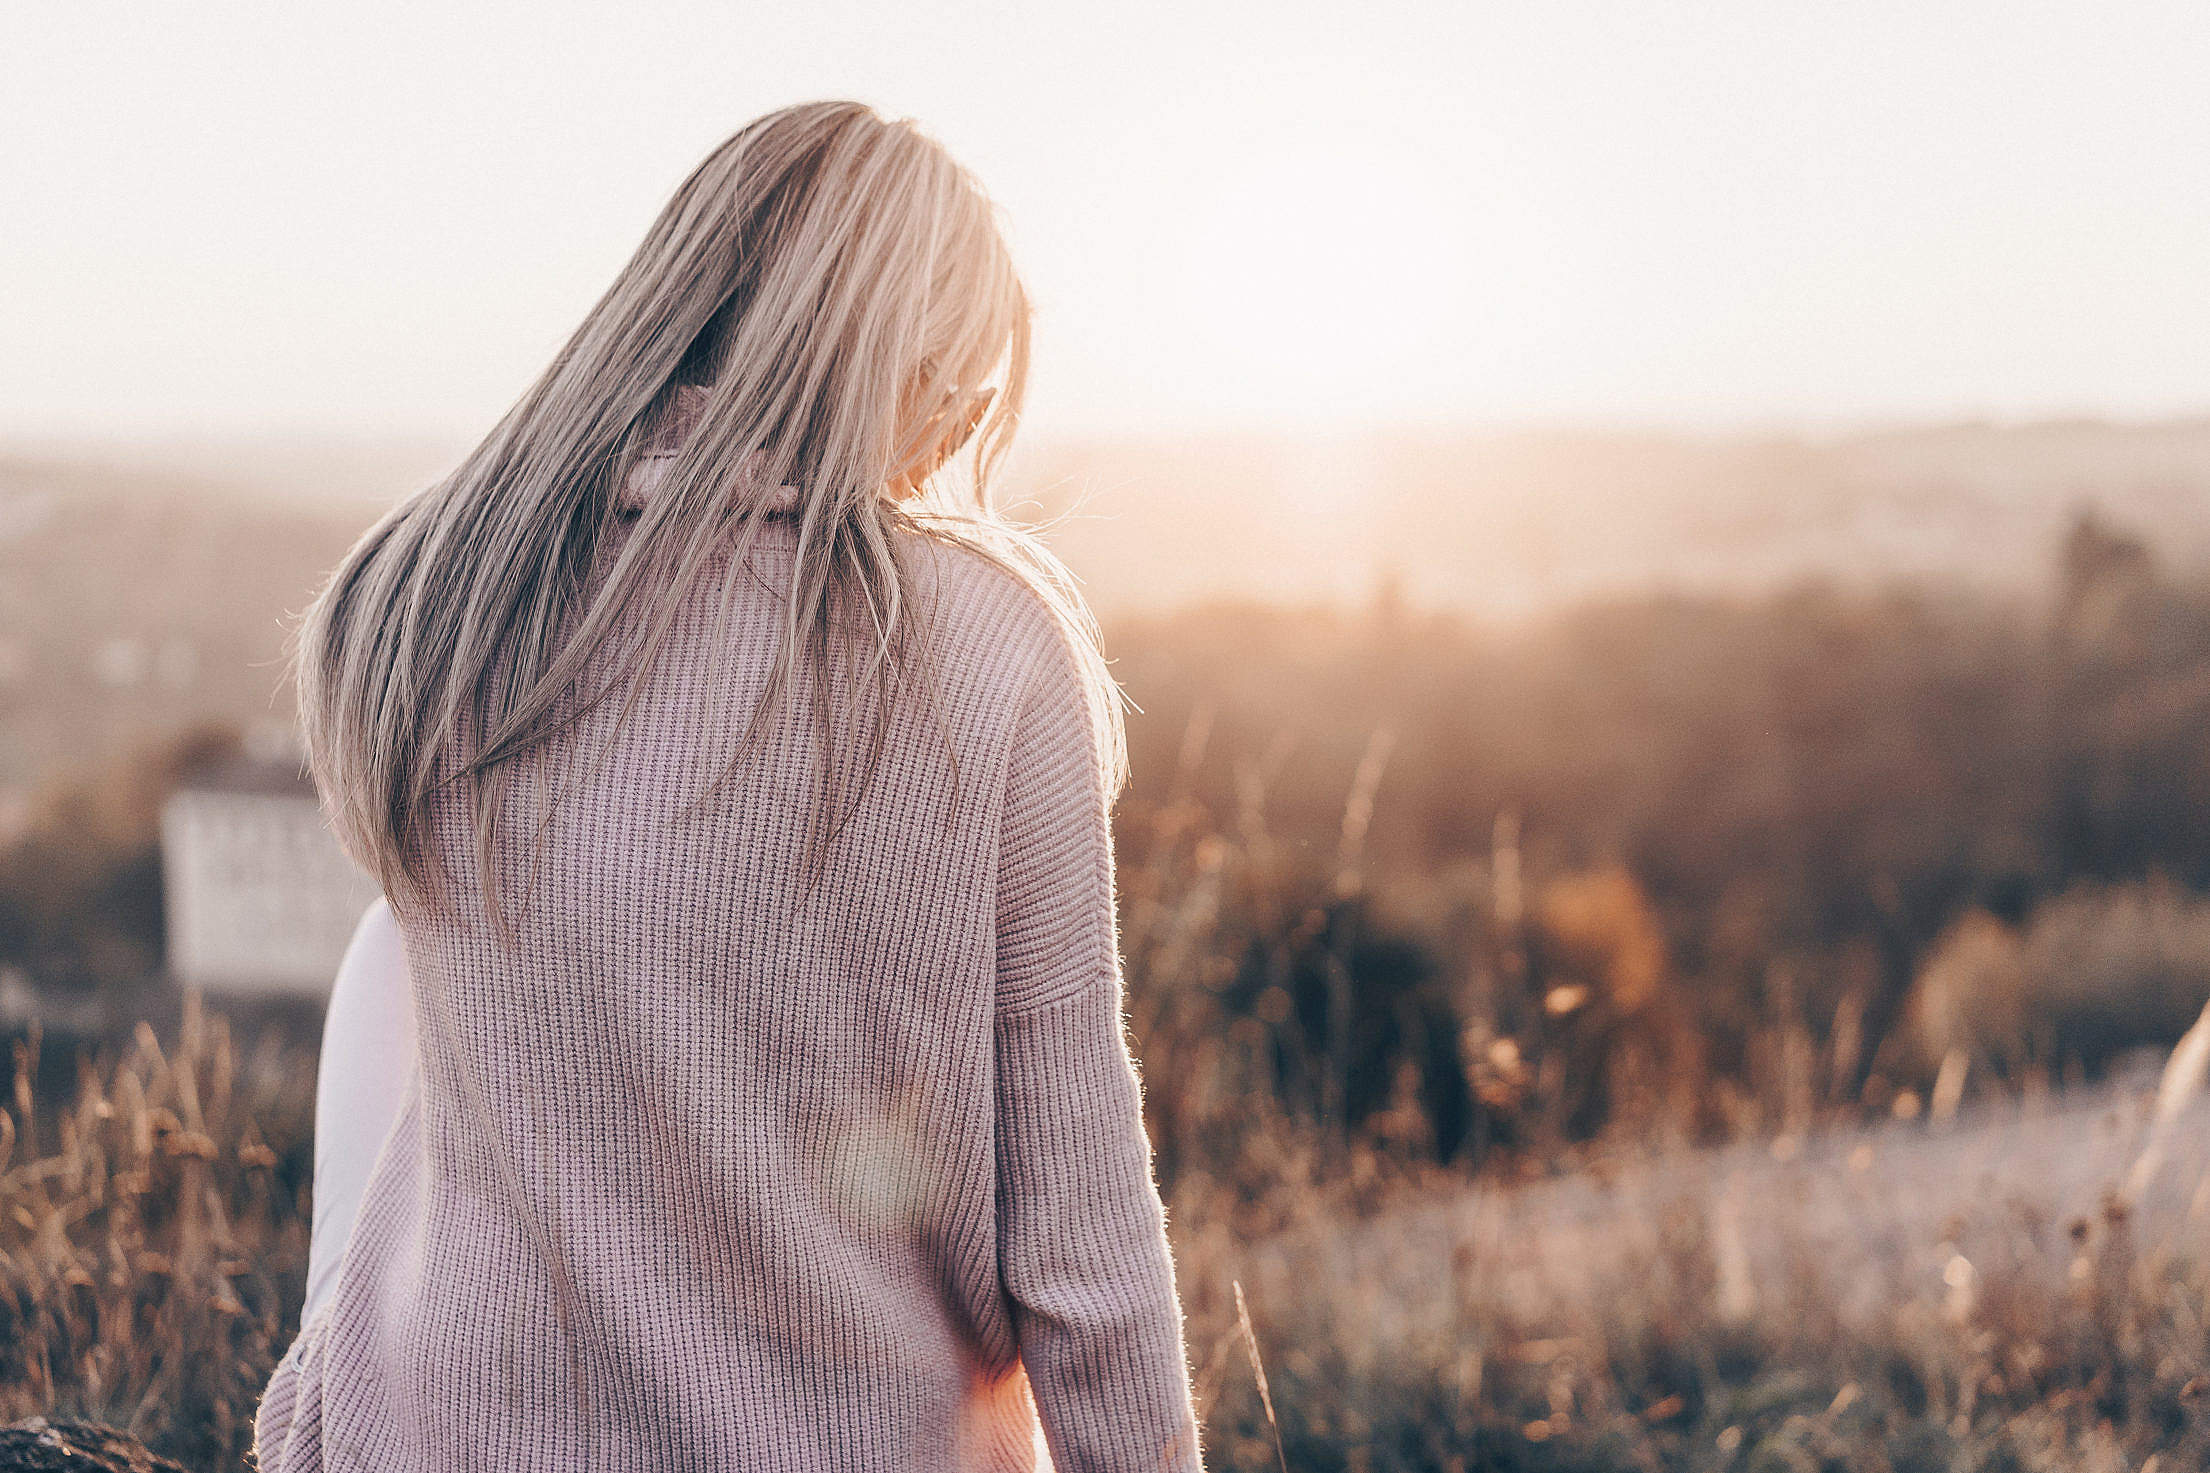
[895, 522, 1088, 700]
[894, 520, 1126, 798]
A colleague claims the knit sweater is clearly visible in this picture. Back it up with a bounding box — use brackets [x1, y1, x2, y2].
[253, 402, 1205, 1471]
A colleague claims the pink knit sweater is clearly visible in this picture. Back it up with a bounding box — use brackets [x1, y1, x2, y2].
[254, 401, 1204, 1470]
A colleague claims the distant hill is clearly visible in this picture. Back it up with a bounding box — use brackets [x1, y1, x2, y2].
[0, 452, 377, 793]
[1013, 417, 2210, 617]
[4, 417, 2205, 793]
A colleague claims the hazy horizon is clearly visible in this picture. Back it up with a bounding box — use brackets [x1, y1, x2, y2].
[11, 414, 2210, 630]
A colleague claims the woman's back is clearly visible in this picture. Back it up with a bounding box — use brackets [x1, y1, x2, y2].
[253, 507, 1202, 1470]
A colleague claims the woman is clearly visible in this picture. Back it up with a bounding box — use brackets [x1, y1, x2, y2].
[255, 100, 1204, 1472]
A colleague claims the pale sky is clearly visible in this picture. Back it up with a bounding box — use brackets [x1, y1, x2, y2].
[4, 0, 2207, 442]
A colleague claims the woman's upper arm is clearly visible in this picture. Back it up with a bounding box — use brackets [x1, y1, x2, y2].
[994, 632, 1118, 1012]
[991, 633, 1204, 1471]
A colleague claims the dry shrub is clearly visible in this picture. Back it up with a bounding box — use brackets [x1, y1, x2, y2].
[1909, 879, 2210, 1077]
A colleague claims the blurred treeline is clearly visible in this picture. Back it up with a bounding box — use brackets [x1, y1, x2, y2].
[1106, 509, 2210, 1194]
[6, 509, 2208, 1188]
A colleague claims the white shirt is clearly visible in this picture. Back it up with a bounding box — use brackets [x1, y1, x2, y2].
[302, 896, 416, 1326]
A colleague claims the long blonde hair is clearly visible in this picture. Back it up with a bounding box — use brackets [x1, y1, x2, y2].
[292, 100, 1123, 936]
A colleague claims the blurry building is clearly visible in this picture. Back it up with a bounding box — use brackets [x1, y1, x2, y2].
[159, 753, 380, 997]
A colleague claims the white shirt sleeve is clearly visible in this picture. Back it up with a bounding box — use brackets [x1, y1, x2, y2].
[302, 895, 417, 1327]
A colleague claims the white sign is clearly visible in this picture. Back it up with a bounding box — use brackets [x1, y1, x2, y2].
[161, 787, 382, 996]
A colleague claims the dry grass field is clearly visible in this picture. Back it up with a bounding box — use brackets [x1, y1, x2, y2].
[1191, 1067, 2210, 1471]
[5, 974, 2207, 1471]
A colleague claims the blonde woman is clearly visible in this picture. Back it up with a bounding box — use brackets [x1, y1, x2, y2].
[255, 101, 1203, 1472]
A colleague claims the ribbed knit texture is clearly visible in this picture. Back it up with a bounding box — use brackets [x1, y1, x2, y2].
[254, 436, 1204, 1470]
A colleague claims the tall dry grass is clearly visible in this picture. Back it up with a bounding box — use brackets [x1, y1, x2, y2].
[4, 946, 2208, 1470]
[0, 998, 313, 1468]
[4, 728, 2210, 1469]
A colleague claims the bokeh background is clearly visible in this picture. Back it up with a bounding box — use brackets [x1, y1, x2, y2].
[6, 4, 2210, 1469]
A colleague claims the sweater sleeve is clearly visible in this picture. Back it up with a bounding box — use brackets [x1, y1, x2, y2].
[993, 635, 1205, 1473]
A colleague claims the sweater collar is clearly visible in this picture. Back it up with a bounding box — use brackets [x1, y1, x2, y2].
[616, 383, 803, 517]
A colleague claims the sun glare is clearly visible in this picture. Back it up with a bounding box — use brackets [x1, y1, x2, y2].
[1164, 142, 1486, 425]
